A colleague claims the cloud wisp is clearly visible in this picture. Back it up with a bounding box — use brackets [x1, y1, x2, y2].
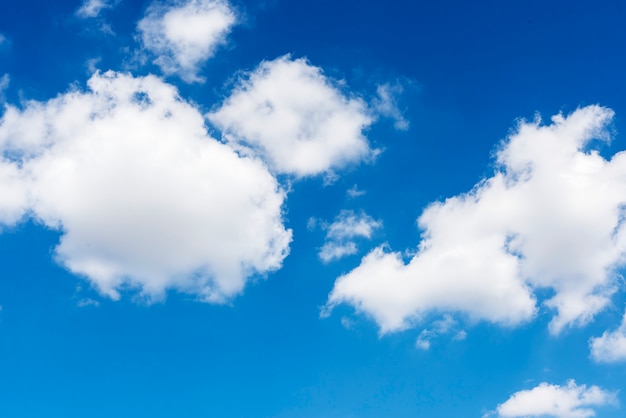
[75, 0, 118, 18]
[318, 210, 382, 263]
[325, 106, 626, 334]
[372, 82, 409, 131]
[415, 314, 466, 350]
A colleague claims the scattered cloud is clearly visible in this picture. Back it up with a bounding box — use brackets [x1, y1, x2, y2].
[319, 241, 358, 263]
[0, 33, 10, 50]
[325, 106, 626, 334]
[77, 298, 100, 308]
[346, 184, 366, 198]
[589, 311, 626, 363]
[75, 0, 118, 18]
[209, 56, 378, 177]
[415, 314, 465, 350]
[318, 210, 381, 263]
[0, 70, 291, 302]
[340, 316, 354, 329]
[0, 74, 9, 101]
[85, 58, 102, 75]
[137, 0, 237, 83]
[324, 210, 381, 240]
[372, 82, 409, 131]
[492, 380, 618, 418]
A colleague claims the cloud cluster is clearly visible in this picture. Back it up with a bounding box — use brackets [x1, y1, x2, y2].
[590, 312, 626, 363]
[209, 56, 377, 177]
[325, 106, 626, 334]
[0, 71, 291, 301]
[137, 0, 237, 82]
[493, 380, 617, 418]
[317, 210, 381, 263]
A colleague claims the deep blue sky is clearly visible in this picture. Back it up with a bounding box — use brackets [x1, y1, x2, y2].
[0, 1, 626, 417]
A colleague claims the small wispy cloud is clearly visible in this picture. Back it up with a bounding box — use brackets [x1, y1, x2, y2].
[372, 81, 409, 131]
[76, 0, 118, 18]
[0, 74, 9, 101]
[77, 298, 101, 308]
[0, 33, 10, 48]
[317, 210, 381, 263]
[346, 184, 366, 198]
[415, 314, 465, 350]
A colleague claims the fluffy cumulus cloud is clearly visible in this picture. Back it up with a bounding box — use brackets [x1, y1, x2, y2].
[318, 210, 381, 263]
[325, 106, 626, 334]
[75, 0, 117, 18]
[209, 56, 377, 177]
[137, 0, 236, 82]
[0, 71, 291, 302]
[493, 380, 617, 418]
[589, 312, 626, 363]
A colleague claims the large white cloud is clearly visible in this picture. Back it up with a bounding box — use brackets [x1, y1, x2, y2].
[0, 70, 291, 301]
[137, 0, 236, 82]
[589, 312, 626, 363]
[493, 380, 618, 418]
[325, 106, 626, 334]
[208, 56, 377, 177]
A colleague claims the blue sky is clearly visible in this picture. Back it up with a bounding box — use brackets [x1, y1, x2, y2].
[1, 0, 626, 417]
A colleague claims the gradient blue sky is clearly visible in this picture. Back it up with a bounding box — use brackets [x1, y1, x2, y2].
[1, 1, 626, 417]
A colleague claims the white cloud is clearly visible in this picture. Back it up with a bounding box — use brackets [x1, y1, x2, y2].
[77, 298, 100, 308]
[589, 312, 626, 363]
[0, 74, 9, 99]
[415, 330, 434, 350]
[76, 0, 117, 18]
[318, 210, 381, 263]
[137, 0, 236, 83]
[0, 34, 10, 50]
[346, 184, 366, 198]
[415, 314, 466, 350]
[0, 70, 291, 302]
[372, 82, 409, 131]
[494, 380, 618, 418]
[319, 242, 358, 263]
[325, 106, 626, 334]
[325, 210, 381, 241]
[208, 56, 377, 177]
